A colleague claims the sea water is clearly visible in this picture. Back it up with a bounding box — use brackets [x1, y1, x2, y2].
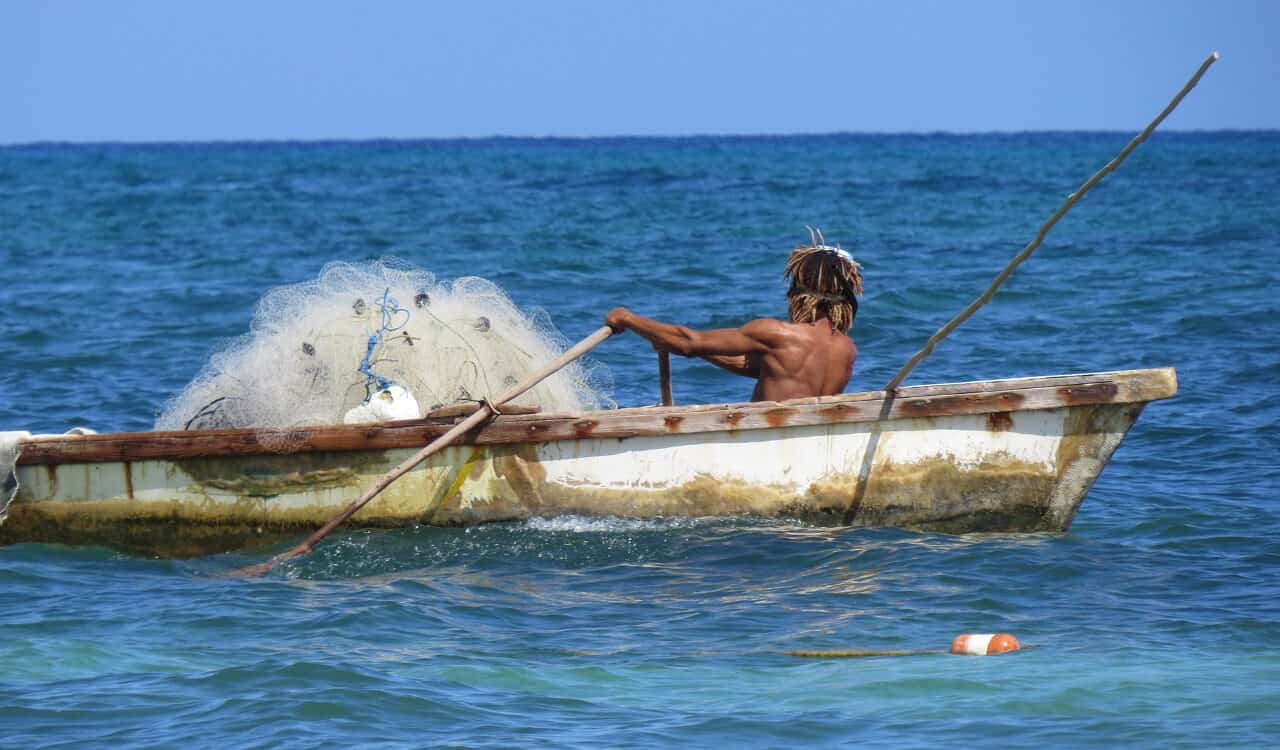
[1, 134, 1277, 748]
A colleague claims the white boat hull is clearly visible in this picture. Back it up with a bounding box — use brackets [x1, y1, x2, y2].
[1, 368, 1176, 556]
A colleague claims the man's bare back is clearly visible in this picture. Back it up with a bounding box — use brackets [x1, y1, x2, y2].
[603, 308, 856, 401]
[605, 232, 863, 402]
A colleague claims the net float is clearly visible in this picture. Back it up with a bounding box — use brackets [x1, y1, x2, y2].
[950, 633, 1021, 656]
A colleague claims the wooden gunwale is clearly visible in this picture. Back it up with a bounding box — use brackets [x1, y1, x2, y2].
[15, 367, 1176, 466]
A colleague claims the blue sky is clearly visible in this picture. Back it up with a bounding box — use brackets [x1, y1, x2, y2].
[2, 0, 1275, 143]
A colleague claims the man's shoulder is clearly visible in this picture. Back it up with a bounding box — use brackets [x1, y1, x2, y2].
[739, 317, 789, 340]
[744, 318, 855, 348]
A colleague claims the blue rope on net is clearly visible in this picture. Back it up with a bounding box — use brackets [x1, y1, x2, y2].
[358, 288, 410, 399]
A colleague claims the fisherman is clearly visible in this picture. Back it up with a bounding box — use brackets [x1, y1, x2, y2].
[605, 229, 863, 401]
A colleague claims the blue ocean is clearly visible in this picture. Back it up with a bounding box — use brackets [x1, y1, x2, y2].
[1, 133, 1277, 748]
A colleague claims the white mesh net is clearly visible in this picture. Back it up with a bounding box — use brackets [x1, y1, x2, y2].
[155, 260, 612, 431]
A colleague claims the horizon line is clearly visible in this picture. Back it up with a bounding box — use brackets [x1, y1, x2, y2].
[3, 128, 1276, 149]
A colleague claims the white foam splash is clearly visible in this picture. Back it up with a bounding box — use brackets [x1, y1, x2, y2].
[523, 515, 700, 533]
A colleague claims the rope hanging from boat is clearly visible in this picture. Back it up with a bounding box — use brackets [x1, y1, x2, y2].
[882, 51, 1221, 392]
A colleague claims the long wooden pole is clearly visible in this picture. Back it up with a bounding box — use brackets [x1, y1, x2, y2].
[230, 325, 616, 576]
[882, 52, 1220, 392]
[658, 351, 673, 406]
[841, 52, 1220, 526]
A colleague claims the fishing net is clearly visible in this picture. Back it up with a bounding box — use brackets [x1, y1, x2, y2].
[155, 260, 611, 433]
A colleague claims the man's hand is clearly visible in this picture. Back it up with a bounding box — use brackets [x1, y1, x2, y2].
[606, 307, 672, 352]
[605, 307, 633, 333]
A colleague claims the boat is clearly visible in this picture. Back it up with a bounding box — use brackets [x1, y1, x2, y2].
[0, 367, 1176, 558]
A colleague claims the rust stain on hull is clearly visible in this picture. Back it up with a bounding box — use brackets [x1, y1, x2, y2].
[572, 419, 599, 439]
[762, 408, 799, 428]
[986, 412, 1014, 432]
[123, 461, 135, 499]
[1057, 382, 1119, 405]
[899, 391, 1026, 417]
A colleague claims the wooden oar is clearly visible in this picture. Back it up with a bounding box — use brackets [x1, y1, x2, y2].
[658, 351, 673, 406]
[229, 325, 616, 577]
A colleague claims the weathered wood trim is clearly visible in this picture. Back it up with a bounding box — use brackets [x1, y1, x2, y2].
[422, 402, 541, 419]
[16, 368, 1176, 466]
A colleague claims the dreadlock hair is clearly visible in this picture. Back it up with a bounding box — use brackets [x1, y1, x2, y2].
[783, 226, 864, 333]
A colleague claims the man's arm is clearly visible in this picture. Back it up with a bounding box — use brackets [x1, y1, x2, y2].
[699, 353, 762, 378]
[605, 307, 773, 358]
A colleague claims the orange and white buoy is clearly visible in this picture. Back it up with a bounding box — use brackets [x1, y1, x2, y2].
[950, 633, 1020, 656]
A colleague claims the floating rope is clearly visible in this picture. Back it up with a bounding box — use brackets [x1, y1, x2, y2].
[790, 633, 1028, 658]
